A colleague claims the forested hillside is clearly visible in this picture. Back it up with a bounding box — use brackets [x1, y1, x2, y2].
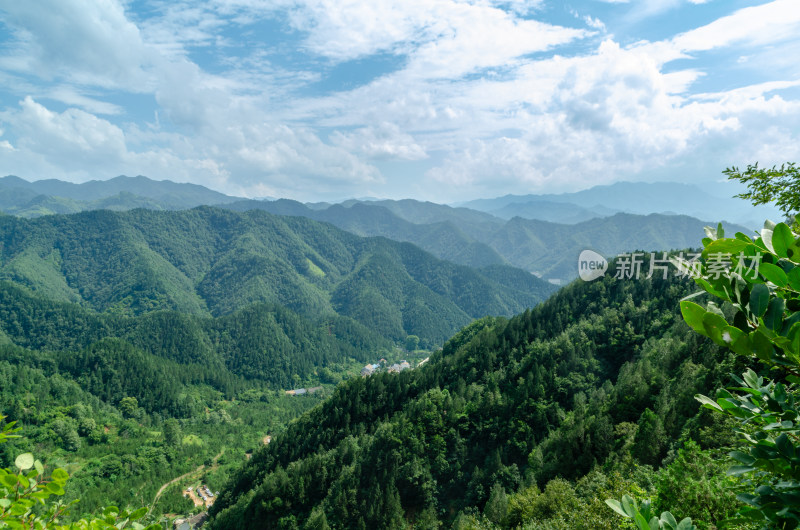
[0, 279, 333, 518]
[208, 265, 749, 529]
[0, 205, 555, 524]
[0, 207, 555, 344]
[225, 198, 747, 283]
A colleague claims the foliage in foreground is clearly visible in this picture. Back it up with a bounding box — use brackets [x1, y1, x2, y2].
[677, 218, 800, 528]
[1, 416, 160, 529]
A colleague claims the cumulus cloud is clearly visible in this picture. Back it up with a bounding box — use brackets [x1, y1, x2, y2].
[330, 123, 428, 161]
[0, 0, 154, 89]
[0, 0, 799, 201]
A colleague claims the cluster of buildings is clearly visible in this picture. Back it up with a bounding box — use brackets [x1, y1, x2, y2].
[361, 358, 425, 377]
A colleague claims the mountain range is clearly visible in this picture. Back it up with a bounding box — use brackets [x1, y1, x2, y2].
[458, 180, 780, 228]
[0, 175, 762, 284]
[0, 174, 239, 216]
[226, 199, 748, 283]
[0, 207, 555, 344]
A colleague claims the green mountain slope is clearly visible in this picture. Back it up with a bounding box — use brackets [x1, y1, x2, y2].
[0, 280, 387, 391]
[227, 199, 747, 283]
[226, 199, 507, 269]
[0, 207, 556, 344]
[490, 213, 748, 281]
[207, 268, 745, 529]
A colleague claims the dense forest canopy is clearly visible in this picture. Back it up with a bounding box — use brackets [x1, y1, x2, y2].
[207, 259, 751, 529]
[0, 207, 555, 345]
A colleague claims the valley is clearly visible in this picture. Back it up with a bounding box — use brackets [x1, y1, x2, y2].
[0, 174, 790, 529]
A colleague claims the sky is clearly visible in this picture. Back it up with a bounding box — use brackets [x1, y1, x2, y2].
[0, 0, 799, 202]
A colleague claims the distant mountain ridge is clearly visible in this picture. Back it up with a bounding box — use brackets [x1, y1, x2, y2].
[0, 174, 239, 215]
[0, 175, 757, 283]
[227, 198, 748, 283]
[458, 181, 780, 228]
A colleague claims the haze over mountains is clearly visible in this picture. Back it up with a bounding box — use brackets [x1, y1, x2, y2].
[458, 181, 780, 228]
[1, 174, 760, 284]
[0, 174, 239, 216]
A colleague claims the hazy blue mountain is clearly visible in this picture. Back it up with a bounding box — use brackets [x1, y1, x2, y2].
[459, 181, 780, 229]
[490, 213, 749, 282]
[489, 199, 616, 223]
[0, 174, 240, 215]
[227, 198, 750, 284]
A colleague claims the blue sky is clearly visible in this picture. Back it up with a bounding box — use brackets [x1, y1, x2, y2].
[0, 0, 798, 202]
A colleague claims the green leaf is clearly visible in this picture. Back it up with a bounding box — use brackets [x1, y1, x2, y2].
[0, 473, 17, 488]
[787, 267, 800, 290]
[695, 394, 723, 411]
[0, 498, 10, 508]
[676, 518, 696, 530]
[680, 301, 709, 337]
[749, 284, 770, 317]
[772, 223, 795, 258]
[727, 465, 756, 475]
[729, 450, 756, 465]
[763, 297, 785, 332]
[775, 433, 794, 459]
[750, 330, 774, 361]
[129, 507, 148, 520]
[622, 495, 638, 518]
[742, 369, 761, 389]
[703, 238, 747, 258]
[729, 332, 753, 356]
[45, 481, 65, 495]
[634, 512, 650, 530]
[50, 468, 69, 483]
[661, 511, 678, 529]
[33, 460, 43, 476]
[14, 453, 34, 471]
[760, 262, 789, 287]
[703, 312, 730, 346]
[606, 500, 629, 518]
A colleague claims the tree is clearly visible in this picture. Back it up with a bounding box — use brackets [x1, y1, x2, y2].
[483, 482, 507, 524]
[163, 419, 181, 448]
[118, 396, 139, 419]
[631, 408, 664, 466]
[724, 162, 800, 220]
[405, 335, 420, 352]
[675, 168, 800, 527]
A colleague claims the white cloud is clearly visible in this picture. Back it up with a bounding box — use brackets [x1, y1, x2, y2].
[0, 0, 154, 89]
[672, 0, 800, 54]
[330, 123, 428, 161]
[280, 0, 587, 79]
[10, 96, 128, 168]
[1, 0, 799, 202]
